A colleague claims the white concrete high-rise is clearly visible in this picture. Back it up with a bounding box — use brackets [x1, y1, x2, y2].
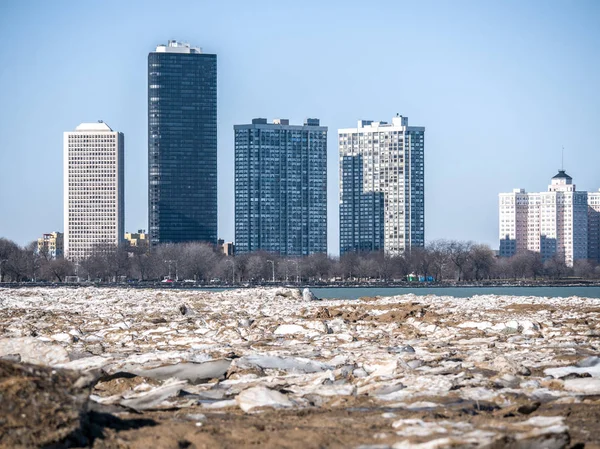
[339, 116, 425, 255]
[64, 122, 124, 260]
[499, 171, 588, 267]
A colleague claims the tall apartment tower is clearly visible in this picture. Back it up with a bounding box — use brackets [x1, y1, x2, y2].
[588, 190, 600, 263]
[339, 116, 425, 255]
[64, 122, 124, 260]
[499, 170, 588, 266]
[148, 40, 217, 245]
[234, 118, 327, 256]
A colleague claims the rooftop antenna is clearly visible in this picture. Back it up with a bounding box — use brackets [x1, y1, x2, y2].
[561, 146, 564, 171]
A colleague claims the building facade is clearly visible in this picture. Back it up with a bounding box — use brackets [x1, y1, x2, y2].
[148, 40, 217, 245]
[218, 239, 235, 256]
[37, 232, 64, 259]
[499, 171, 589, 266]
[339, 116, 425, 255]
[125, 230, 149, 249]
[588, 190, 600, 263]
[64, 122, 124, 260]
[339, 155, 385, 254]
[234, 118, 327, 256]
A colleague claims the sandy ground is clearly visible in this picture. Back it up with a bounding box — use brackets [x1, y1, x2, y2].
[1, 287, 599, 448]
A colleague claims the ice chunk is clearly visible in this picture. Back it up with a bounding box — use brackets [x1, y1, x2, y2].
[274, 324, 309, 335]
[303, 288, 319, 301]
[51, 333, 73, 343]
[236, 386, 293, 412]
[563, 378, 600, 395]
[120, 359, 231, 383]
[120, 379, 188, 412]
[545, 356, 600, 379]
[56, 355, 112, 371]
[236, 354, 332, 373]
[0, 337, 69, 366]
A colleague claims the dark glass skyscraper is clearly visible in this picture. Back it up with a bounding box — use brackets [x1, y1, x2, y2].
[148, 40, 217, 245]
[234, 118, 327, 256]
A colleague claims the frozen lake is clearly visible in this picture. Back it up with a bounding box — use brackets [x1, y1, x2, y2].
[311, 286, 600, 299]
[192, 285, 600, 299]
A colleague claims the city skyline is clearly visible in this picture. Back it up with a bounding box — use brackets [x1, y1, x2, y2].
[1, 1, 599, 255]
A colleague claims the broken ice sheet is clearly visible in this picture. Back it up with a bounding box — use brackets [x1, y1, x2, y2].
[235, 354, 333, 373]
[116, 359, 232, 383]
[0, 287, 599, 445]
[118, 378, 189, 411]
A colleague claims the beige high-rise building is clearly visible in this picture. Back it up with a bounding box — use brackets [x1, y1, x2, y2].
[499, 171, 589, 266]
[64, 122, 124, 260]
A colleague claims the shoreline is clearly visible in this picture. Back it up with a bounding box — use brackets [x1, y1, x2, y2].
[3, 280, 600, 289]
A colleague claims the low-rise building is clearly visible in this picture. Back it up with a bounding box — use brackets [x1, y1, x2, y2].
[217, 239, 235, 256]
[222, 241, 235, 256]
[125, 230, 149, 249]
[37, 232, 64, 259]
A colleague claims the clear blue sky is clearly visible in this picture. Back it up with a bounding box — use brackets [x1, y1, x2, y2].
[1, 0, 599, 255]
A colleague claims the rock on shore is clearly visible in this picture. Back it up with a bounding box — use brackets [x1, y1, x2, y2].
[0, 359, 92, 448]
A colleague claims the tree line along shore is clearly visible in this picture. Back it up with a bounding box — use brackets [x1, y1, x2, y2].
[2, 237, 600, 284]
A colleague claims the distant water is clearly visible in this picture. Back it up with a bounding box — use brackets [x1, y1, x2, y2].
[310, 286, 600, 300]
[192, 286, 600, 300]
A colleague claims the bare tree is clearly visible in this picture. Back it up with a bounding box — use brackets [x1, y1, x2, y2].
[130, 246, 153, 280]
[409, 247, 434, 280]
[179, 242, 220, 282]
[43, 259, 74, 282]
[573, 260, 596, 279]
[301, 253, 331, 282]
[446, 240, 473, 281]
[105, 245, 131, 282]
[389, 254, 410, 281]
[3, 244, 30, 282]
[80, 253, 109, 281]
[152, 243, 183, 280]
[427, 240, 451, 281]
[356, 256, 378, 280]
[339, 252, 360, 280]
[371, 251, 396, 281]
[245, 254, 268, 282]
[213, 257, 236, 284]
[469, 244, 495, 280]
[509, 251, 543, 279]
[491, 256, 511, 280]
[544, 255, 571, 279]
